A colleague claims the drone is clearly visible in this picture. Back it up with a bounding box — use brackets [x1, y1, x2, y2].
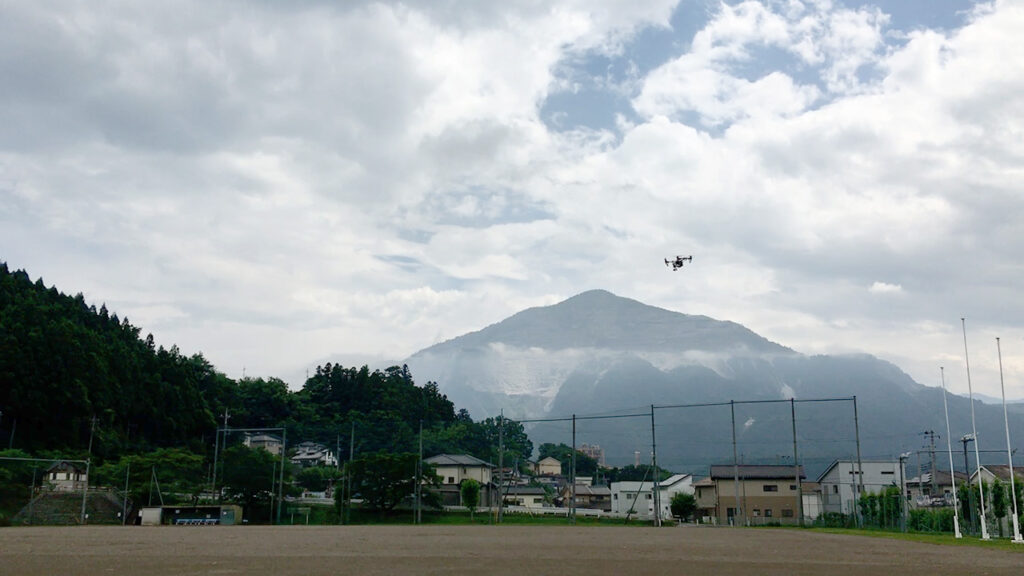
[664, 255, 693, 271]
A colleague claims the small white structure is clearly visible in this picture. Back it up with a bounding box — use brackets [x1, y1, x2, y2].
[817, 460, 903, 515]
[611, 475, 692, 519]
[45, 461, 88, 492]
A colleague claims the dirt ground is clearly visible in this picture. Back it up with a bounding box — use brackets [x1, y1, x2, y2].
[1, 525, 1021, 575]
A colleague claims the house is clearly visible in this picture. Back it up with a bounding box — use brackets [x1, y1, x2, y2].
[817, 460, 904, 515]
[560, 484, 612, 511]
[45, 461, 88, 492]
[534, 457, 561, 476]
[244, 433, 283, 455]
[503, 486, 549, 508]
[656, 474, 694, 520]
[425, 454, 496, 507]
[907, 470, 968, 507]
[290, 442, 337, 468]
[698, 465, 806, 525]
[610, 481, 655, 517]
[971, 464, 1024, 487]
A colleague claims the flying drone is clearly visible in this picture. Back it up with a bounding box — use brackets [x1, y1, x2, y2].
[664, 255, 693, 271]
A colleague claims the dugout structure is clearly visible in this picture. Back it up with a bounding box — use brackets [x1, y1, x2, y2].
[138, 504, 243, 526]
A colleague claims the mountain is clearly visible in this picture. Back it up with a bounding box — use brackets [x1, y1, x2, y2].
[406, 290, 1024, 477]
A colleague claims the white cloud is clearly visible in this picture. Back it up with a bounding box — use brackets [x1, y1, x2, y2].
[869, 281, 903, 294]
[2, 0, 1024, 402]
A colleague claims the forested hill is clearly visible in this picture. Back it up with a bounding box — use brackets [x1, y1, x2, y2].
[0, 263, 519, 464]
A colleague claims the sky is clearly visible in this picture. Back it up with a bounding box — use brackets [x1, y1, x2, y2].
[2, 0, 1023, 399]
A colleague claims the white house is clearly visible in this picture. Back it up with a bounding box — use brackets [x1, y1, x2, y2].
[290, 442, 337, 468]
[817, 460, 904, 515]
[244, 433, 284, 456]
[611, 474, 693, 519]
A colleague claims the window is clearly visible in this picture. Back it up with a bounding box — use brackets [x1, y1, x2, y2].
[790, 485, 797, 491]
[646, 494, 652, 500]
[447, 477, 455, 484]
[765, 509, 773, 517]
[832, 485, 839, 494]
[881, 471, 894, 475]
[613, 494, 618, 500]
[727, 508, 736, 518]
[627, 493, 634, 500]
[782, 509, 794, 518]
[753, 509, 760, 517]
[763, 484, 778, 492]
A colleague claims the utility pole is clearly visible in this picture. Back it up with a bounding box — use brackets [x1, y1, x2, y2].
[962, 434, 976, 532]
[898, 452, 910, 533]
[416, 419, 423, 525]
[122, 461, 131, 526]
[922, 430, 938, 497]
[212, 408, 229, 502]
[853, 396, 865, 528]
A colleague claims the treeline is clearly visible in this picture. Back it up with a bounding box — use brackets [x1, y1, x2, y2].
[0, 263, 531, 466]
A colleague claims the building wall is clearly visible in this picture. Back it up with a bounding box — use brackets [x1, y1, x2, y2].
[435, 464, 492, 486]
[713, 479, 802, 525]
[819, 461, 902, 515]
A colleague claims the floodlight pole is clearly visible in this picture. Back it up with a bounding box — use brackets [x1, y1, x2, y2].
[731, 400, 741, 526]
[651, 405, 661, 527]
[791, 399, 803, 527]
[122, 461, 131, 526]
[80, 415, 96, 525]
[277, 428, 286, 525]
[939, 367, 962, 538]
[853, 396, 865, 528]
[497, 412, 504, 524]
[570, 414, 576, 525]
[996, 338, 1023, 543]
[962, 318, 990, 539]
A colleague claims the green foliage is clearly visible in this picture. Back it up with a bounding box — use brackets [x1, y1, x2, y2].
[460, 478, 481, 518]
[907, 508, 955, 533]
[670, 492, 697, 520]
[296, 466, 342, 493]
[93, 447, 207, 507]
[606, 464, 672, 483]
[857, 485, 903, 530]
[349, 451, 438, 513]
[220, 445, 288, 514]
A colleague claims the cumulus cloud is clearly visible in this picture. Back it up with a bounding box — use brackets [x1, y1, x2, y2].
[1, 0, 1023, 401]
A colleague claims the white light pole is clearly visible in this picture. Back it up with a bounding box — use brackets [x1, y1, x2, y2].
[962, 318, 989, 540]
[996, 338, 1022, 543]
[939, 367, 962, 538]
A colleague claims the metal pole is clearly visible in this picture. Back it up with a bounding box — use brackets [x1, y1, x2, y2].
[80, 415, 96, 525]
[347, 421, 354, 525]
[963, 435, 976, 533]
[899, 453, 908, 533]
[731, 400, 741, 526]
[28, 466, 36, 525]
[791, 399, 803, 526]
[9, 417, 15, 449]
[570, 414, 576, 525]
[122, 461, 131, 526]
[853, 396, 865, 528]
[962, 318, 990, 539]
[939, 367, 962, 538]
[651, 404, 661, 527]
[498, 412, 504, 524]
[270, 459, 276, 524]
[996, 338, 1023, 543]
[417, 419, 423, 525]
[277, 429, 286, 525]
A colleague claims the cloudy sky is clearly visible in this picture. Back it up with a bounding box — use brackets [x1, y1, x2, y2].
[2, 0, 1023, 398]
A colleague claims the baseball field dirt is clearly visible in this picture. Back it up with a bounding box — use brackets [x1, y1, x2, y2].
[1, 525, 1021, 575]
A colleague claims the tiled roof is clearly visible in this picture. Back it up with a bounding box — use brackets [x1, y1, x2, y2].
[709, 465, 805, 480]
[425, 454, 495, 468]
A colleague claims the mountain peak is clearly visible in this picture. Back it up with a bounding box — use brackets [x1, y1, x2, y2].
[414, 289, 792, 355]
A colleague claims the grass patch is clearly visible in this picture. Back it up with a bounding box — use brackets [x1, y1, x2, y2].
[800, 526, 1024, 552]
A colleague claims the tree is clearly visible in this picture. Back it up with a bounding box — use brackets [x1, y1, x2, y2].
[220, 445, 286, 522]
[991, 478, 1007, 537]
[349, 452, 438, 513]
[670, 492, 697, 521]
[461, 478, 481, 520]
